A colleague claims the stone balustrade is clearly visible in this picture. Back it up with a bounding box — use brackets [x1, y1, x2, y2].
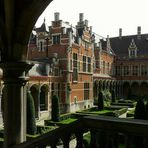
[12, 115, 148, 148]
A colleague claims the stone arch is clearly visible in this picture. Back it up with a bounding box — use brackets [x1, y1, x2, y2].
[110, 81, 116, 95]
[116, 81, 120, 98]
[30, 84, 39, 118]
[99, 80, 103, 91]
[109, 81, 113, 91]
[102, 80, 107, 90]
[106, 80, 110, 90]
[93, 80, 99, 100]
[140, 81, 148, 97]
[131, 81, 140, 98]
[0, 1, 53, 146]
[40, 84, 49, 111]
[123, 81, 130, 99]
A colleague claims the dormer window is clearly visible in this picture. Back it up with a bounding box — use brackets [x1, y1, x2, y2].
[128, 39, 138, 58]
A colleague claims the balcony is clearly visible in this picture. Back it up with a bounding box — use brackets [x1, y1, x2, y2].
[13, 115, 148, 148]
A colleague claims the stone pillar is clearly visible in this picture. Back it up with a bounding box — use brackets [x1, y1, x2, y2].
[119, 83, 123, 99]
[0, 62, 32, 148]
[116, 84, 119, 98]
[38, 86, 41, 119]
[65, 82, 71, 113]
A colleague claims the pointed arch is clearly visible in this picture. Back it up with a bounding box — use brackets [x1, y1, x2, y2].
[131, 81, 140, 97]
[123, 81, 130, 99]
[140, 81, 148, 96]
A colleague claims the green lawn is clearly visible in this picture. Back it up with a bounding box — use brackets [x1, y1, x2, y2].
[58, 118, 77, 124]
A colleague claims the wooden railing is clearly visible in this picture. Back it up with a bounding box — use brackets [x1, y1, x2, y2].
[12, 115, 148, 148]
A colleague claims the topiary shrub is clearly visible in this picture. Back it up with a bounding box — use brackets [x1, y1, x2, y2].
[134, 99, 145, 120]
[133, 99, 145, 148]
[27, 91, 37, 135]
[51, 95, 60, 122]
[111, 90, 116, 103]
[98, 91, 104, 111]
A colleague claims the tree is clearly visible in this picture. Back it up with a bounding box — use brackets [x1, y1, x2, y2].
[51, 95, 60, 122]
[27, 91, 37, 135]
[98, 91, 104, 111]
[134, 99, 145, 120]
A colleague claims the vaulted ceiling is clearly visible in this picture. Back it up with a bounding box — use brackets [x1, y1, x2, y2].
[0, 0, 53, 61]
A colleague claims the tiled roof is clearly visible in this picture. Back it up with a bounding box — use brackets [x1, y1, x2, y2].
[36, 22, 47, 32]
[108, 34, 148, 58]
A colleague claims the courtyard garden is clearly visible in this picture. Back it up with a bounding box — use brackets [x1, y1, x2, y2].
[1, 89, 147, 147]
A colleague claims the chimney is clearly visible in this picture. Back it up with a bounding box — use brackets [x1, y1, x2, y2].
[90, 26, 92, 34]
[119, 28, 122, 39]
[137, 26, 141, 35]
[54, 12, 60, 21]
[79, 13, 84, 22]
[137, 26, 141, 39]
[84, 19, 88, 27]
[99, 41, 102, 50]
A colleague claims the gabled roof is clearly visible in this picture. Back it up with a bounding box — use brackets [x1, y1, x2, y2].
[36, 21, 48, 33]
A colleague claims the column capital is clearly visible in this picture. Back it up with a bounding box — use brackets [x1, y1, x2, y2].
[0, 61, 33, 84]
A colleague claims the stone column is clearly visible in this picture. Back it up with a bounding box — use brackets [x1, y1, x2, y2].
[0, 62, 32, 148]
[38, 86, 41, 119]
[116, 84, 120, 98]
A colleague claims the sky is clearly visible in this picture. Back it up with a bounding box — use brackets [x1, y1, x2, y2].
[36, 0, 148, 38]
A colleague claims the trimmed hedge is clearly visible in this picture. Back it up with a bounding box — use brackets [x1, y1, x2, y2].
[45, 117, 77, 126]
[27, 125, 58, 140]
[111, 102, 136, 108]
[127, 109, 135, 118]
[118, 100, 133, 103]
[134, 99, 145, 120]
[27, 91, 37, 135]
[98, 91, 104, 110]
[51, 95, 60, 122]
[114, 108, 128, 117]
[76, 107, 127, 117]
[37, 125, 57, 134]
